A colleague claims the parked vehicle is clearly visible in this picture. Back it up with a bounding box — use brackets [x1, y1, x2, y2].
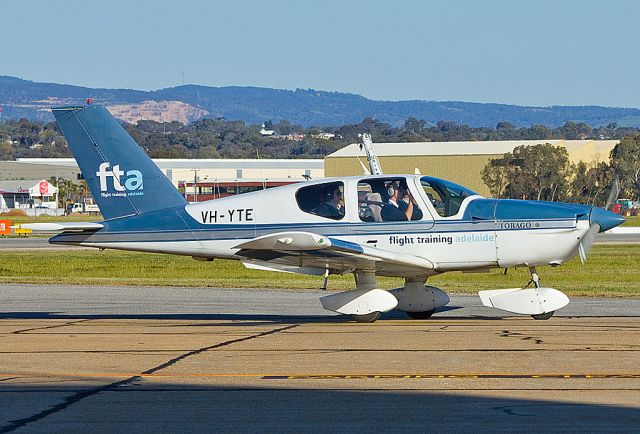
[69, 200, 100, 214]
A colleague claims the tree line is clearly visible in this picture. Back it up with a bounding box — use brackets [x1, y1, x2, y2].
[481, 136, 640, 206]
[2, 116, 639, 161]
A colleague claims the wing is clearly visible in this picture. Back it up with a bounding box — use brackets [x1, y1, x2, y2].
[13, 222, 104, 232]
[233, 231, 434, 276]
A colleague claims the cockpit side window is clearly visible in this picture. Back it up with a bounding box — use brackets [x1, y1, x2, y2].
[358, 178, 424, 222]
[420, 176, 477, 217]
[295, 181, 345, 220]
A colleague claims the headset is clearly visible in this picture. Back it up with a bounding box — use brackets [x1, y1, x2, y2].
[326, 186, 341, 201]
[386, 181, 400, 198]
[325, 190, 334, 201]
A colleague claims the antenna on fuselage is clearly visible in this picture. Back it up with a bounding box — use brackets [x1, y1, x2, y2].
[358, 133, 383, 175]
[356, 157, 371, 175]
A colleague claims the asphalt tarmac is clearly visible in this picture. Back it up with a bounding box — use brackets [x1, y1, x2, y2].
[1, 284, 639, 432]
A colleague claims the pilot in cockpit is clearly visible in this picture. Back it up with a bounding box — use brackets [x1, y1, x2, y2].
[381, 180, 423, 221]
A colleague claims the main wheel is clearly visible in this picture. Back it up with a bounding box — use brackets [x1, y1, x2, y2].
[406, 309, 436, 320]
[352, 311, 381, 323]
[531, 311, 554, 320]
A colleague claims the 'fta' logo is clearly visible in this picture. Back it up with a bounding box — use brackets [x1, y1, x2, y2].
[96, 162, 143, 192]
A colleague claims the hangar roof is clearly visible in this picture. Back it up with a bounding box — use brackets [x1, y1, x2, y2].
[16, 158, 324, 170]
[0, 180, 43, 194]
[327, 139, 619, 158]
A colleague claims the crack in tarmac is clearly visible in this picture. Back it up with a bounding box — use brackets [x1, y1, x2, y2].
[0, 324, 298, 433]
[11, 320, 91, 335]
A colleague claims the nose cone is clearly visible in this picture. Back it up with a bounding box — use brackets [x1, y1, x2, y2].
[590, 207, 626, 232]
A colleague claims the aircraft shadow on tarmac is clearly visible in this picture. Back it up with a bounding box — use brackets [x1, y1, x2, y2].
[1, 383, 638, 432]
[0, 306, 510, 324]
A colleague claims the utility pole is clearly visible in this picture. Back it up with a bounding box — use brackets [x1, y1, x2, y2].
[55, 170, 59, 216]
[192, 169, 199, 202]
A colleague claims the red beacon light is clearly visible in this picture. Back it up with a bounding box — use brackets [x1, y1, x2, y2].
[86, 98, 93, 105]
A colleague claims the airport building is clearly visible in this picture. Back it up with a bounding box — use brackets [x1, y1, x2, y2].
[324, 139, 619, 196]
[0, 179, 58, 211]
[2, 158, 324, 203]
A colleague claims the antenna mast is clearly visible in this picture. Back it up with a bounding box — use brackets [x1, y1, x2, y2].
[359, 133, 383, 175]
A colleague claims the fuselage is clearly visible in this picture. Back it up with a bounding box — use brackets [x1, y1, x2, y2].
[50, 174, 620, 278]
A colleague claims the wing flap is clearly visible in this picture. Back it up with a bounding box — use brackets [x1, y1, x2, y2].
[241, 260, 326, 276]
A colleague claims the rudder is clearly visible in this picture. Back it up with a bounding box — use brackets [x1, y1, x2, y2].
[52, 105, 187, 220]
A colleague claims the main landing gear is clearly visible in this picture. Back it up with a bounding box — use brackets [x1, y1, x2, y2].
[389, 277, 449, 320]
[320, 272, 398, 323]
[319, 273, 451, 323]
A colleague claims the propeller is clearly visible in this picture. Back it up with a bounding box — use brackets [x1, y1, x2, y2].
[578, 222, 600, 264]
[604, 175, 620, 210]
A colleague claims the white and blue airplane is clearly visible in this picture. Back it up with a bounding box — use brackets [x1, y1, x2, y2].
[24, 104, 625, 322]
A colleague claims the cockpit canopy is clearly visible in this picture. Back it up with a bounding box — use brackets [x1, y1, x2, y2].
[420, 176, 478, 217]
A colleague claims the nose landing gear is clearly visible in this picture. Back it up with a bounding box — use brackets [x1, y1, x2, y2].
[478, 266, 569, 319]
[527, 267, 555, 320]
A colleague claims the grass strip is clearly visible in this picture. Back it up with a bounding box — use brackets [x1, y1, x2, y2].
[1, 244, 638, 297]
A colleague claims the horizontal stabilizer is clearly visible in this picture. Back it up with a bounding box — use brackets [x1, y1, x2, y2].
[478, 287, 569, 315]
[12, 222, 104, 232]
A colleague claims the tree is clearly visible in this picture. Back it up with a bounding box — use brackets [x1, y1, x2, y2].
[510, 144, 570, 201]
[0, 140, 14, 160]
[568, 161, 613, 206]
[610, 134, 640, 200]
[404, 117, 426, 135]
[481, 155, 512, 198]
[482, 144, 571, 201]
[48, 177, 85, 207]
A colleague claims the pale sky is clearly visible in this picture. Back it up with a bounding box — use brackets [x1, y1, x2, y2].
[2, 0, 639, 107]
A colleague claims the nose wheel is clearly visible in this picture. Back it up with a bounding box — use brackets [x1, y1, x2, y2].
[527, 267, 555, 320]
[351, 311, 381, 323]
[531, 311, 554, 320]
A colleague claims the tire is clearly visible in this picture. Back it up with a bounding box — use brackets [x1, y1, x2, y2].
[352, 311, 381, 323]
[531, 311, 554, 320]
[406, 309, 436, 320]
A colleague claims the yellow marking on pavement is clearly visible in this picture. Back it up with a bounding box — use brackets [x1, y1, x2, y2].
[2, 372, 640, 380]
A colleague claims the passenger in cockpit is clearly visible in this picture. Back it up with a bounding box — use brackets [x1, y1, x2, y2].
[314, 187, 345, 219]
[381, 181, 422, 221]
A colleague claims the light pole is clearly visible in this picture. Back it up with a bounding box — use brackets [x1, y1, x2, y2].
[192, 169, 199, 202]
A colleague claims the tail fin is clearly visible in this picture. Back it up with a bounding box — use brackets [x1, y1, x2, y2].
[52, 105, 187, 220]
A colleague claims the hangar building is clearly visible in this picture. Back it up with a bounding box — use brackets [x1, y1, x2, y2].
[2, 158, 324, 204]
[9, 158, 324, 187]
[324, 139, 619, 196]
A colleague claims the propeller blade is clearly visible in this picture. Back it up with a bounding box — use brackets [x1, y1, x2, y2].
[604, 176, 620, 210]
[579, 223, 600, 264]
[578, 242, 586, 264]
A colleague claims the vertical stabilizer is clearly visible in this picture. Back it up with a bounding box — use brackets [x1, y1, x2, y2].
[52, 105, 187, 220]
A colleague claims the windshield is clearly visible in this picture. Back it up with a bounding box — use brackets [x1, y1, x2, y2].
[420, 176, 477, 217]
